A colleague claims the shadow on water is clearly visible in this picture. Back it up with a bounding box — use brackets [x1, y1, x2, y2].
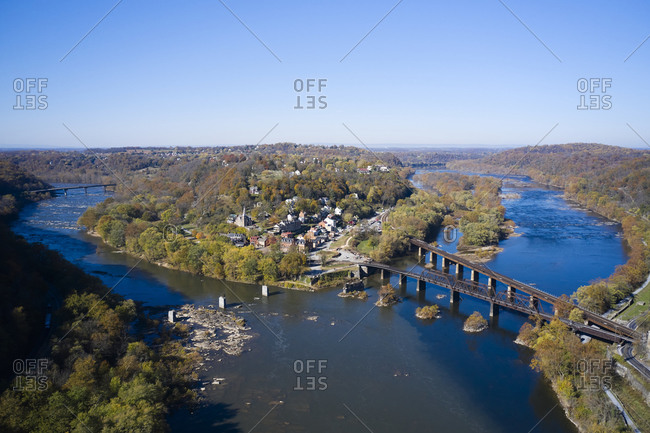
[170, 403, 241, 433]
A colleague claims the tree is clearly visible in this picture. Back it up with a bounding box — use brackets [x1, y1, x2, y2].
[77, 207, 99, 229]
[96, 215, 116, 239]
[279, 251, 306, 279]
[573, 282, 612, 314]
[370, 230, 408, 262]
[259, 256, 279, 282]
[554, 294, 574, 319]
[138, 228, 165, 261]
[463, 311, 488, 332]
[568, 308, 585, 323]
[107, 220, 127, 248]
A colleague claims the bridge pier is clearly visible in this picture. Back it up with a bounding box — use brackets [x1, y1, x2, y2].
[487, 277, 497, 297]
[442, 257, 451, 273]
[380, 269, 390, 280]
[63, 189, 68, 196]
[418, 247, 423, 258]
[529, 296, 538, 310]
[83, 187, 88, 194]
[489, 302, 499, 317]
[399, 274, 407, 288]
[455, 264, 464, 280]
[430, 252, 437, 268]
[417, 279, 426, 291]
[357, 265, 369, 278]
[470, 269, 479, 284]
[450, 289, 459, 303]
[507, 286, 516, 302]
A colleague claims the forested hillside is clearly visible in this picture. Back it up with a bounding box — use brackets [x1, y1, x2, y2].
[450, 143, 649, 219]
[0, 160, 50, 216]
[4, 143, 405, 183]
[0, 163, 198, 432]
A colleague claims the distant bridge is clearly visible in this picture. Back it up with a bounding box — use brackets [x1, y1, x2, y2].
[356, 238, 640, 344]
[25, 183, 116, 196]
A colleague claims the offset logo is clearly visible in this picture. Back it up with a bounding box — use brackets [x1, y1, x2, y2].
[443, 225, 458, 243]
[13, 359, 48, 391]
[13, 78, 48, 110]
[577, 78, 612, 110]
[294, 78, 327, 109]
[293, 359, 328, 391]
[575, 359, 612, 390]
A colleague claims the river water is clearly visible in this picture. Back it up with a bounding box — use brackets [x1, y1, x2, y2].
[11, 177, 627, 433]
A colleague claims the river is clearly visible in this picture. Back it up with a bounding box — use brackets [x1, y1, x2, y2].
[11, 176, 628, 433]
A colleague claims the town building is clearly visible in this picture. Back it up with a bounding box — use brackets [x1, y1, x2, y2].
[234, 207, 253, 228]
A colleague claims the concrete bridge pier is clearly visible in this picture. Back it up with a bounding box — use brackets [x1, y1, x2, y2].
[417, 279, 426, 291]
[430, 253, 437, 268]
[487, 277, 497, 297]
[418, 247, 423, 258]
[399, 274, 407, 288]
[63, 189, 68, 196]
[358, 265, 370, 279]
[455, 264, 464, 280]
[507, 286, 516, 302]
[83, 187, 88, 194]
[489, 302, 499, 317]
[380, 269, 390, 280]
[442, 257, 451, 273]
[529, 296, 539, 310]
[470, 269, 479, 285]
[450, 289, 460, 303]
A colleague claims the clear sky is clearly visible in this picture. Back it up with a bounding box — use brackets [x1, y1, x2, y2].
[1, 0, 649, 148]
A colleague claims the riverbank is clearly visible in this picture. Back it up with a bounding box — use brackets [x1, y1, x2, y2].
[13, 177, 622, 433]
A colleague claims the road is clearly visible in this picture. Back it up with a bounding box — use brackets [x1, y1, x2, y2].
[619, 343, 650, 382]
[604, 388, 641, 433]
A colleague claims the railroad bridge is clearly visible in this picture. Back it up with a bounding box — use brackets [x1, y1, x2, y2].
[356, 238, 640, 344]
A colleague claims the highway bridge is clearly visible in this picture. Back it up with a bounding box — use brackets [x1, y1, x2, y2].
[26, 183, 116, 196]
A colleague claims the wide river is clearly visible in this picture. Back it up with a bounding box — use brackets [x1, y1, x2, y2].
[12, 173, 628, 433]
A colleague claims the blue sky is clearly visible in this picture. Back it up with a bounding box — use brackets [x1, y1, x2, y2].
[1, 0, 649, 148]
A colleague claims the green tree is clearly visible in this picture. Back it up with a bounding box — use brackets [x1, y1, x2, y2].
[573, 282, 612, 314]
[259, 256, 279, 282]
[279, 251, 306, 279]
[138, 227, 165, 261]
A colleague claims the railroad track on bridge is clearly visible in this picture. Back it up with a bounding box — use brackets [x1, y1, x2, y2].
[356, 238, 641, 344]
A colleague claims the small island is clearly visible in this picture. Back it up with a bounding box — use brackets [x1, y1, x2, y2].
[415, 305, 440, 319]
[463, 311, 488, 333]
[338, 279, 368, 300]
[338, 290, 369, 300]
[375, 284, 401, 307]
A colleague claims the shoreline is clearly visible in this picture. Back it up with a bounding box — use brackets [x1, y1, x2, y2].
[85, 229, 343, 292]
